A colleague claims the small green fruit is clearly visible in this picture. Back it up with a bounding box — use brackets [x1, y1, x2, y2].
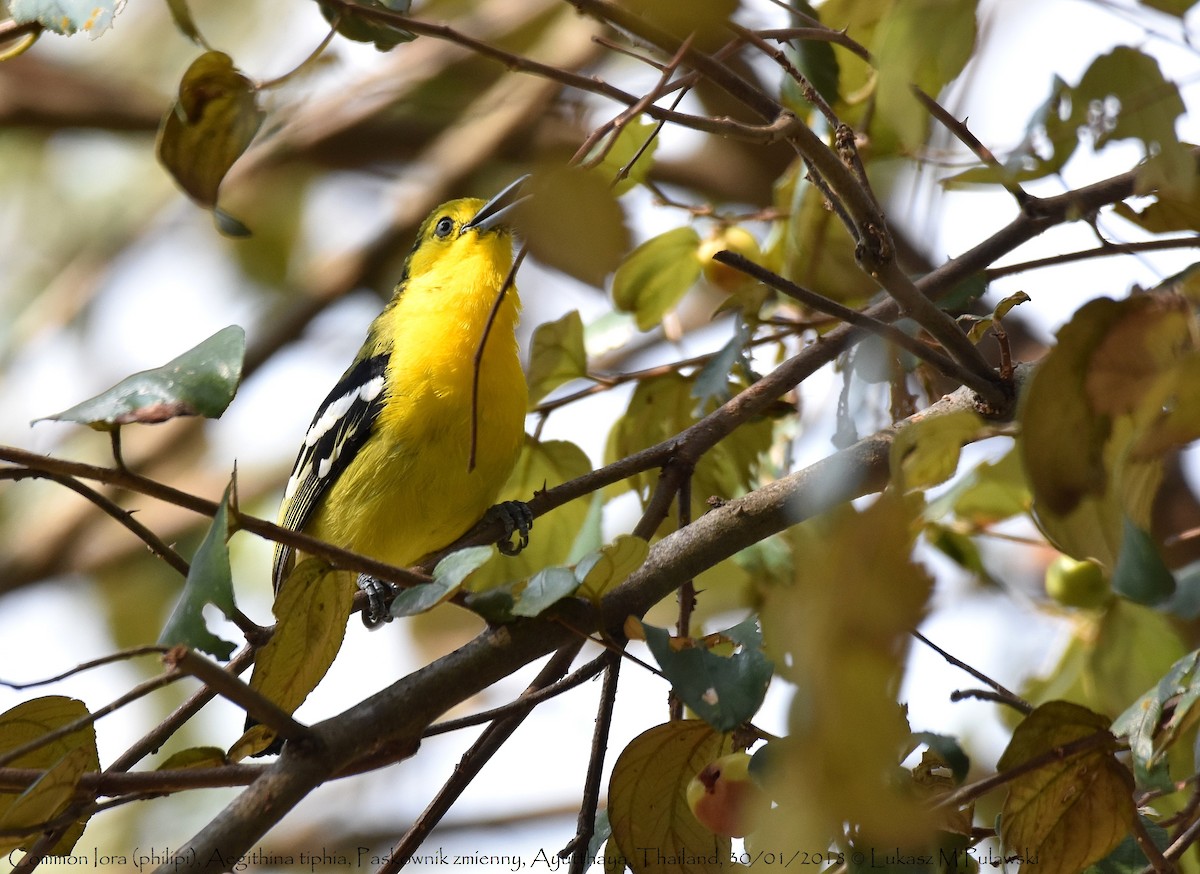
[685, 751, 769, 837]
[1045, 556, 1111, 609]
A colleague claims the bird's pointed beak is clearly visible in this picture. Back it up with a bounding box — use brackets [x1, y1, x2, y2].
[464, 174, 530, 233]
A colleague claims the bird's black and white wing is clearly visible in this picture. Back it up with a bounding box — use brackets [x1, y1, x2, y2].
[271, 353, 389, 590]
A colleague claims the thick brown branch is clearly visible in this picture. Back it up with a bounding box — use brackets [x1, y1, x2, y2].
[159, 384, 999, 872]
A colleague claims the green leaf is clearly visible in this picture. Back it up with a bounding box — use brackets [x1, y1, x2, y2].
[608, 721, 732, 874]
[157, 481, 239, 661]
[1088, 816, 1170, 874]
[1077, 47, 1186, 152]
[923, 523, 995, 585]
[1112, 649, 1200, 791]
[606, 372, 772, 532]
[527, 310, 588, 405]
[1161, 559, 1200, 620]
[156, 52, 264, 228]
[1112, 517, 1175, 606]
[317, 0, 416, 50]
[1021, 601, 1186, 725]
[464, 438, 593, 591]
[511, 566, 579, 617]
[390, 546, 494, 618]
[38, 325, 245, 431]
[997, 701, 1134, 873]
[641, 618, 774, 733]
[691, 319, 752, 410]
[516, 166, 630, 287]
[164, 0, 206, 46]
[9, 0, 123, 37]
[587, 115, 659, 196]
[611, 226, 702, 331]
[0, 697, 99, 857]
[924, 443, 1029, 526]
[777, 175, 879, 305]
[248, 558, 354, 737]
[889, 409, 984, 491]
[872, 0, 978, 151]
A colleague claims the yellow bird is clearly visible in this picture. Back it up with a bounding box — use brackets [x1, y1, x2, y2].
[272, 177, 532, 626]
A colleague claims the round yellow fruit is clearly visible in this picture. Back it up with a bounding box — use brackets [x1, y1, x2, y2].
[1045, 556, 1111, 609]
[685, 751, 769, 838]
[697, 226, 761, 295]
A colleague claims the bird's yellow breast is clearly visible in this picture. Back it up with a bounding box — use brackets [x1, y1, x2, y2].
[305, 226, 527, 567]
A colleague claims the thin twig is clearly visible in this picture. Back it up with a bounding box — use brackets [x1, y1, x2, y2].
[469, 243, 528, 471]
[913, 630, 1033, 715]
[162, 647, 312, 746]
[911, 85, 1030, 205]
[755, 27, 871, 62]
[1132, 813, 1176, 874]
[984, 236, 1200, 280]
[0, 447, 433, 591]
[380, 643, 583, 873]
[0, 469, 190, 577]
[713, 251, 1003, 401]
[671, 473, 695, 722]
[423, 652, 610, 737]
[0, 670, 186, 769]
[934, 730, 1116, 811]
[0, 646, 167, 690]
[563, 652, 621, 874]
[106, 645, 256, 774]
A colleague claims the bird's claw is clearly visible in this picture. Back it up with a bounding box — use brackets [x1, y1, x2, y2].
[489, 500, 533, 556]
[357, 574, 397, 629]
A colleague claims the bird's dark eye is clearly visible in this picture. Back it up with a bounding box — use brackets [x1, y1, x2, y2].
[434, 216, 454, 238]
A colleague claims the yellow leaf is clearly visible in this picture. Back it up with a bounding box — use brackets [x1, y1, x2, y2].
[608, 721, 732, 874]
[465, 438, 593, 591]
[527, 310, 587, 405]
[249, 558, 353, 720]
[577, 534, 650, 603]
[759, 494, 934, 847]
[156, 746, 228, 770]
[0, 748, 89, 854]
[1020, 297, 1126, 516]
[227, 724, 276, 763]
[606, 372, 772, 534]
[1131, 352, 1200, 458]
[1021, 294, 1192, 522]
[998, 701, 1134, 874]
[1083, 294, 1191, 418]
[586, 115, 660, 196]
[889, 409, 984, 491]
[611, 226, 702, 331]
[0, 696, 98, 857]
[156, 51, 263, 221]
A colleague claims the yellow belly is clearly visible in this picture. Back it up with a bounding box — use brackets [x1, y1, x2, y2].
[307, 334, 526, 568]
